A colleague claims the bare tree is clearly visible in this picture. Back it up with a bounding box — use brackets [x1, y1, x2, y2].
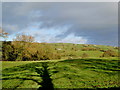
[0, 27, 9, 41]
[13, 34, 35, 42]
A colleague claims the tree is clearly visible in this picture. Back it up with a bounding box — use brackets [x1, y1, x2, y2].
[2, 41, 16, 61]
[13, 34, 35, 42]
[0, 28, 9, 41]
[11, 34, 35, 61]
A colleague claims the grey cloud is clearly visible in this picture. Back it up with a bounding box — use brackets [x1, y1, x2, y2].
[0, 2, 2, 27]
[2, 2, 118, 46]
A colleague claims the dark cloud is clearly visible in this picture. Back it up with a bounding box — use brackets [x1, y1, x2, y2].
[0, 2, 2, 27]
[2, 2, 118, 46]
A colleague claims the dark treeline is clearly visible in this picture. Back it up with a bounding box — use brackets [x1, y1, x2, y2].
[2, 41, 61, 61]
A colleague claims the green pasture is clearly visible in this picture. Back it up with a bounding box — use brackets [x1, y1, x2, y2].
[2, 58, 120, 89]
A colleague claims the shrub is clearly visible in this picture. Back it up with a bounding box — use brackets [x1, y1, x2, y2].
[102, 50, 118, 57]
[81, 53, 89, 58]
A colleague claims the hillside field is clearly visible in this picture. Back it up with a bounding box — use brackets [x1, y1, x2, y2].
[1, 42, 119, 89]
[2, 58, 120, 89]
[1, 42, 119, 61]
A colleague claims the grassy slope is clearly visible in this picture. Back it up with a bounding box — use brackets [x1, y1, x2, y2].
[0, 41, 2, 57]
[2, 61, 34, 70]
[2, 59, 65, 69]
[49, 43, 118, 59]
[2, 58, 120, 89]
[1, 43, 119, 88]
[0, 42, 118, 60]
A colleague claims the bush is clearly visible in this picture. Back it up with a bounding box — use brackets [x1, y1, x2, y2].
[81, 53, 89, 58]
[102, 50, 118, 57]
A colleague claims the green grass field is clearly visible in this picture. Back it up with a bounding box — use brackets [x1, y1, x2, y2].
[2, 58, 120, 89]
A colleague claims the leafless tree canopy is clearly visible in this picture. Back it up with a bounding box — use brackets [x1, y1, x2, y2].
[14, 34, 35, 42]
[0, 27, 9, 38]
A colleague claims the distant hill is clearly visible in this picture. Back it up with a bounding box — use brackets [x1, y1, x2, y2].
[0, 41, 119, 61]
[46, 43, 118, 59]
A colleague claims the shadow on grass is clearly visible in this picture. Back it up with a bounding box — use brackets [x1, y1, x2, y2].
[61, 58, 120, 71]
[2, 59, 120, 89]
[36, 62, 54, 90]
[2, 62, 54, 89]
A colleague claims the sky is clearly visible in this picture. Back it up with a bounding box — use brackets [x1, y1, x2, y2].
[1, 2, 118, 46]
